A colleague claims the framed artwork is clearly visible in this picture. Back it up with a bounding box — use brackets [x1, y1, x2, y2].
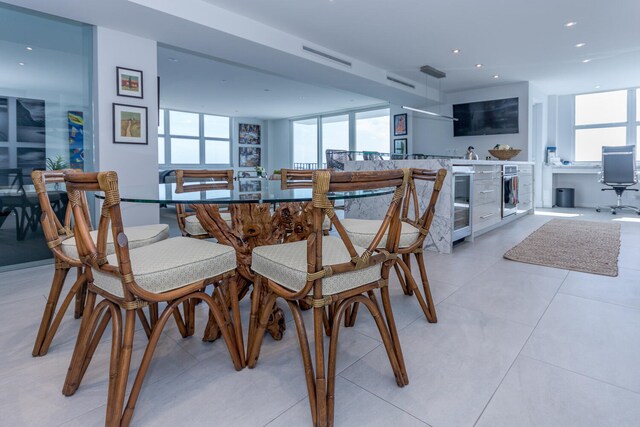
[394, 113, 407, 136]
[68, 111, 84, 170]
[0, 147, 9, 169]
[239, 146, 261, 167]
[0, 98, 7, 141]
[239, 123, 261, 145]
[394, 138, 407, 155]
[17, 147, 46, 174]
[116, 67, 143, 98]
[239, 180, 262, 192]
[113, 103, 148, 145]
[17, 98, 46, 143]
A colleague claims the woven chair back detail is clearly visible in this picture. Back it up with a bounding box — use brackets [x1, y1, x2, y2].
[302, 168, 410, 298]
[31, 169, 91, 266]
[400, 168, 447, 246]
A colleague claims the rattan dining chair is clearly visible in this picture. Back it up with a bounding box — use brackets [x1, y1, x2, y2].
[341, 168, 447, 323]
[175, 169, 234, 238]
[280, 168, 332, 234]
[61, 171, 244, 427]
[247, 169, 410, 427]
[30, 170, 170, 357]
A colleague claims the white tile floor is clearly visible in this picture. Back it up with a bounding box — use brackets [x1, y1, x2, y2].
[2, 208, 640, 426]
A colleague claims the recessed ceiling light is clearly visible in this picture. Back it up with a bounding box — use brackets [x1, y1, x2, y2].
[564, 21, 577, 27]
[595, 85, 601, 89]
[452, 48, 461, 54]
[475, 63, 483, 68]
[26, 46, 33, 51]
[299, 96, 305, 100]
[582, 59, 592, 63]
[18, 62, 25, 66]
[168, 58, 178, 62]
[493, 75, 499, 79]
[575, 42, 586, 48]
[263, 89, 270, 92]
[220, 79, 227, 83]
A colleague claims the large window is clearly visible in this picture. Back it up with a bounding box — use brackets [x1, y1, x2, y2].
[292, 107, 390, 168]
[574, 89, 637, 161]
[158, 109, 231, 166]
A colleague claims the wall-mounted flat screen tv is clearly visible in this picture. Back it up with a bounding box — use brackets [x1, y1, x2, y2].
[453, 97, 519, 137]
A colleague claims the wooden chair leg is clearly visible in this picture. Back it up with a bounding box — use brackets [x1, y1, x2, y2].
[246, 275, 263, 363]
[36, 272, 87, 356]
[73, 267, 87, 319]
[106, 309, 136, 427]
[343, 302, 360, 328]
[313, 304, 328, 427]
[32, 265, 70, 356]
[393, 262, 411, 296]
[286, 301, 317, 426]
[415, 251, 437, 323]
[401, 254, 413, 295]
[247, 291, 277, 368]
[378, 287, 409, 385]
[396, 256, 435, 323]
[228, 276, 245, 369]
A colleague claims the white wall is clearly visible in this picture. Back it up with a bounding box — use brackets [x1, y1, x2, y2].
[413, 82, 531, 161]
[267, 118, 290, 172]
[93, 27, 158, 226]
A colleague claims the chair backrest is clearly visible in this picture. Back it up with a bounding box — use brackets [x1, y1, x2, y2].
[63, 171, 144, 303]
[297, 169, 409, 300]
[174, 169, 234, 236]
[601, 145, 637, 185]
[280, 169, 322, 189]
[400, 168, 447, 250]
[31, 169, 91, 267]
[0, 168, 25, 194]
[175, 169, 234, 192]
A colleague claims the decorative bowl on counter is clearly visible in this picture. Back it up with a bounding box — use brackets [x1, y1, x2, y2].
[488, 149, 521, 160]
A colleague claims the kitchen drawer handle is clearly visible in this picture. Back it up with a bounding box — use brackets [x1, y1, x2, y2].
[480, 189, 495, 194]
[480, 213, 495, 219]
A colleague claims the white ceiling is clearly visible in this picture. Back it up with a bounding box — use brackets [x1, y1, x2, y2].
[3, 0, 639, 120]
[157, 46, 384, 119]
[204, 0, 640, 94]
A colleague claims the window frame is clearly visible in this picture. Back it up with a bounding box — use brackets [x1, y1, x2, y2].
[573, 88, 638, 163]
[290, 104, 391, 169]
[158, 108, 232, 168]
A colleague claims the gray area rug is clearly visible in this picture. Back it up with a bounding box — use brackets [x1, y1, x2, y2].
[504, 219, 621, 276]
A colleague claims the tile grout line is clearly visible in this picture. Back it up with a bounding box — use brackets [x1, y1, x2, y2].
[262, 396, 308, 427]
[556, 288, 640, 313]
[338, 374, 433, 426]
[471, 266, 569, 427]
[518, 353, 640, 397]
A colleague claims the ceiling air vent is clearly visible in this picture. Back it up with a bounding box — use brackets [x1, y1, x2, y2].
[302, 45, 352, 67]
[386, 75, 416, 89]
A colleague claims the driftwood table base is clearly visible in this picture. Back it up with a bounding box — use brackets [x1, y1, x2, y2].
[192, 202, 313, 342]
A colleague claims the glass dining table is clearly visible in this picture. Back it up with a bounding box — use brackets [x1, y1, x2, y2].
[97, 178, 394, 341]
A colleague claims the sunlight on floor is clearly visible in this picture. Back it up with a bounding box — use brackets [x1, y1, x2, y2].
[612, 217, 640, 223]
[534, 211, 581, 218]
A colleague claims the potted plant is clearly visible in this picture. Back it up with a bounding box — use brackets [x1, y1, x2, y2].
[46, 154, 69, 170]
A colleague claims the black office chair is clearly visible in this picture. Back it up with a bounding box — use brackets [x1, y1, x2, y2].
[596, 145, 640, 215]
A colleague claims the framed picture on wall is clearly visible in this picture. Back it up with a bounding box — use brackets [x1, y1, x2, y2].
[394, 113, 407, 136]
[239, 123, 261, 145]
[0, 98, 8, 142]
[16, 98, 46, 143]
[116, 67, 143, 98]
[239, 179, 262, 192]
[113, 103, 148, 145]
[394, 138, 407, 155]
[239, 146, 261, 167]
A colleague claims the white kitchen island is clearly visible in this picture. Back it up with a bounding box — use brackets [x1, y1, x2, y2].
[344, 159, 534, 254]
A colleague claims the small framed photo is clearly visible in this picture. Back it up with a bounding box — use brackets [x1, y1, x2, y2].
[113, 103, 148, 145]
[239, 180, 262, 192]
[394, 138, 407, 155]
[239, 193, 261, 200]
[394, 113, 408, 136]
[239, 123, 261, 145]
[116, 67, 143, 98]
[239, 146, 261, 167]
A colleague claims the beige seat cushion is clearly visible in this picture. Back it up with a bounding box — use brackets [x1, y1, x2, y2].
[252, 236, 381, 295]
[92, 237, 236, 298]
[61, 224, 170, 259]
[342, 218, 421, 249]
[184, 212, 232, 236]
